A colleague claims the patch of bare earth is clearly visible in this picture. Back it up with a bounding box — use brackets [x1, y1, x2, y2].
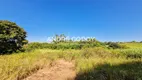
[24, 60, 76, 80]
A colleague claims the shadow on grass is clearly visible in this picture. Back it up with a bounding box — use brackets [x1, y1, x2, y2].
[75, 61, 142, 80]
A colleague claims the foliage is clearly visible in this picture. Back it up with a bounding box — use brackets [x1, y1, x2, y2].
[0, 26, 142, 80]
[131, 41, 137, 43]
[25, 41, 105, 51]
[0, 44, 142, 80]
[24, 37, 106, 51]
[106, 42, 128, 49]
[52, 34, 66, 43]
[0, 20, 28, 54]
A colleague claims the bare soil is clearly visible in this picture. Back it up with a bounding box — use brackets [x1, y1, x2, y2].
[24, 60, 76, 80]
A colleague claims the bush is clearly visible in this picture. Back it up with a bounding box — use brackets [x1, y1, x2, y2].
[25, 42, 83, 51]
[24, 42, 57, 51]
[25, 41, 105, 51]
[106, 42, 128, 49]
[0, 20, 28, 54]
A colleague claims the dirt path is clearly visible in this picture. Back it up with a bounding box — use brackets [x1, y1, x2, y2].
[24, 60, 76, 80]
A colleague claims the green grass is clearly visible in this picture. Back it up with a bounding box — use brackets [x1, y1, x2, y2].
[121, 42, 142, 49]
[0, 43, 142, 80]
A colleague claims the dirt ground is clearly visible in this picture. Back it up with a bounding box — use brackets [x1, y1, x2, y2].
[24, 60, 76, 80]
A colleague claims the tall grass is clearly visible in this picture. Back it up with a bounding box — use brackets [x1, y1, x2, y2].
[0, 43, 142, 80]
[0, 49, 82, 80]
[75, 48, 142, 80]
[0, 50, 55, 80]
[121, 42, 142, 49]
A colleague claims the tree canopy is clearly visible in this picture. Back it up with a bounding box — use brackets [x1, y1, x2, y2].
[0, 20, 28, 54]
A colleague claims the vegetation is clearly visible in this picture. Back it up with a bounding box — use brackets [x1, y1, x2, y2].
[0, 20, 28, 54]
[106, 42, 128, 49]
[25, 41, 104, 51]
[0, 21, 142, 80]
[24, 36, 128, 52]
[0, 43, 142, 80]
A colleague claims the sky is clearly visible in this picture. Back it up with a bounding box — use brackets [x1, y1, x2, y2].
[0, 0, 142, 42]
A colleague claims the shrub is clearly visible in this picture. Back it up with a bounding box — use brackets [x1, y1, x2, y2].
[25, 42, 83, 51]
[106, 42, 128, 49]
[0, 20, 28, 54]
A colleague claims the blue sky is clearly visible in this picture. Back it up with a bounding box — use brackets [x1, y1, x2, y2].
[0, 0, 142, 42]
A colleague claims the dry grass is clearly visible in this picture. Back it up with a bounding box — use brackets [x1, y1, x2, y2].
[0, 43, 142, 80]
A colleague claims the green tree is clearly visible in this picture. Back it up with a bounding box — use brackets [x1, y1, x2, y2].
[53, 34, 60, 43]
[53, 34, 66, 43]
[0, 20, 28, 54]
[60, 34, 66, 42]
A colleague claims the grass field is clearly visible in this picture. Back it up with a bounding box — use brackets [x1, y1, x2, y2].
[121, 42, 142, 49]
[0, 43, 142, 80]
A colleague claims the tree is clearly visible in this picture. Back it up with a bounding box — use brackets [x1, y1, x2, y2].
[106, 42, 125, 49]
[53, 34, 60, 43]
[131, 41, 137, 43]
[0, 20, 28, 54]
[60, 34, 66, 42]
[52, 34, 66, 43]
